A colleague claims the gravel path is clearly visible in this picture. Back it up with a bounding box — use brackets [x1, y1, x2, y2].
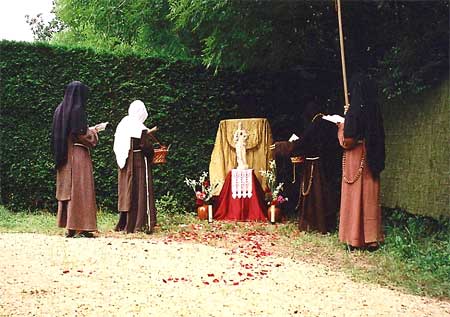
[0, 233, 449, 317]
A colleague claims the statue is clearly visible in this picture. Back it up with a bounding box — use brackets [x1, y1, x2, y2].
[233, 122, 249, 170]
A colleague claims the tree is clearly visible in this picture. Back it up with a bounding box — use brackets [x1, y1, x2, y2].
[36, 0, 448, 97]
[25, 1, 65, 42]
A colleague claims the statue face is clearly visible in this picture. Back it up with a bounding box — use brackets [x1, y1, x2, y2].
[239, 131, 248, 138]
[234, 124, 249, 143]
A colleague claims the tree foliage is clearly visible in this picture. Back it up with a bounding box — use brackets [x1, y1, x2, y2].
[25, 1, 65, 42]
[28, 0, 449, 98]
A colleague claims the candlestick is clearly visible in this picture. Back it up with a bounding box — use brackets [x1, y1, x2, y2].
[208, 205, 213, 223]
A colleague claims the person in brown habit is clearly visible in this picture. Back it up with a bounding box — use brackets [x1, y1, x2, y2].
[113, 100, 158, 233]
[272, 101, 339, 233]
[51, 81, 99, 238]
[338, 73, 385, 249]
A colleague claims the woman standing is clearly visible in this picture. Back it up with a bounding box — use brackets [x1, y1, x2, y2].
[114, 100, 158, 233]
[273, 101, 338, 233]
[338, 73, 385, 249]
[51, 81, 98, 238]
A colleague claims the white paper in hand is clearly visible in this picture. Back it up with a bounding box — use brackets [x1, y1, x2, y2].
[322, 115, 345, 124]
[94, 122, 109, 132]
[289, 133, 300, 142]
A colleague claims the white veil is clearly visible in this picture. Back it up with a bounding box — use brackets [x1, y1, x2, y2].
[113, 100, 149, 169]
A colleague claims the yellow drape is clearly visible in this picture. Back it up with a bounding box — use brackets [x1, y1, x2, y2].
[209, 118, 273, 195]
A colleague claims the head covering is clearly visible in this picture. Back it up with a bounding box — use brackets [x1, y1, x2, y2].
[344, 73, 385, 177]
[113, 100, 149, 169]
[303, 100, 323, 123]
[51, 81, 89, 168]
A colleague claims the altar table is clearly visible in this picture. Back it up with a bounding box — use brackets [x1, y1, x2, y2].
[214, 170, 268, 221]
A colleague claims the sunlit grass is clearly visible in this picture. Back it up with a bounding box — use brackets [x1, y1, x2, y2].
[0, 205, 118, 235]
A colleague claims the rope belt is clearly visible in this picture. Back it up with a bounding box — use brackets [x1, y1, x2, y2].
[133, 149, 142, 152]
[74, 143, 89, 150]
[306, 156, 320, 161]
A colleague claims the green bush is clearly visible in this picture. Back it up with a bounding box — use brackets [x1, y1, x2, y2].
[2, 41, 333, 211]
[155, 192, 188, 215]
[0, 41, 244, 211]
[382, 208, 450, 297]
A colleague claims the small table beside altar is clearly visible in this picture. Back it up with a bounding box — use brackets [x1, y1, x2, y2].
[214, 169, 267, 221]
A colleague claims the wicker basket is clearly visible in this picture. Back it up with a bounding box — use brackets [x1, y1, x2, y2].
[149, 134, 170, 164]
[290, 156, 304, 164]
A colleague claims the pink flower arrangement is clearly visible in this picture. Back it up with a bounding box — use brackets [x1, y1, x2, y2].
[185, 172, 220, 206]
[260, 160, 288, 206]
[271, 194, 288, 206]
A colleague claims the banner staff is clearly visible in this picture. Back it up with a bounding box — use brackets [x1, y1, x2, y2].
[336, 0, 350, 114]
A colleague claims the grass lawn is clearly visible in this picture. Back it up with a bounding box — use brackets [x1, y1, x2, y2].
[0, 205, 448, 300]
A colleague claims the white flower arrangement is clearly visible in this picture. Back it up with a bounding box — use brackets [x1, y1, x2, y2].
[184, 171, 220, 204]
[260, 160, 288, 205]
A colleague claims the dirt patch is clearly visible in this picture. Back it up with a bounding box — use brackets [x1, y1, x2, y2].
[0, 232, 449, 316]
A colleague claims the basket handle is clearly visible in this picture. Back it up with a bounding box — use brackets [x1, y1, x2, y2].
[148, 132, 162, 146]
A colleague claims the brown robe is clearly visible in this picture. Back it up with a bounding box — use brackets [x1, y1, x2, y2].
[338, 123, 383, 247]
[274, 116, 338, 233]
[56, 129, 98, 231]
[116, 131, 156, 233]
[297, 158, 336, 233]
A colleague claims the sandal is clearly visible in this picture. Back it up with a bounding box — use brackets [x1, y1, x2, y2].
[76, 231, 95, 238]
[65, 230, 76, 238]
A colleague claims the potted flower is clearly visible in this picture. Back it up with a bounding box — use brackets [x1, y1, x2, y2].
[260, 160, 288, 223]
[184, 171, 219, 220]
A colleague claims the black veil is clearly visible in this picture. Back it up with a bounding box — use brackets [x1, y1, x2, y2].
[51, 81, 89, 168]
[344, 73, 385, 178]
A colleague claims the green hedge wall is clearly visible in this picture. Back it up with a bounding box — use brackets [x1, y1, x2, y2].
[1, 41, 338, 211]
[0, 41, 247, 210]
[381, 79, 450, 219]
[9, 41, 447, 220]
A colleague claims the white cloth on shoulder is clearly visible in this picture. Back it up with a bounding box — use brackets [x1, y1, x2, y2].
[113, 100, 149, 169]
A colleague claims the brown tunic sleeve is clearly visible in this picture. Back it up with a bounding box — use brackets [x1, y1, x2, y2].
[73, 129, 98, 148]
[273, 141, 294, 158]
[140, 131, 155, 162]
[338, 123, 357, 150]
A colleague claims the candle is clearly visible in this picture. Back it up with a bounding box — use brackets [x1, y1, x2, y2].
[208, 205, 213, 223]
[270, 206, 275, 223]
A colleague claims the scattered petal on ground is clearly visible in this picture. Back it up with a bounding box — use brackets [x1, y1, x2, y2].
[0, 233, 449, 316]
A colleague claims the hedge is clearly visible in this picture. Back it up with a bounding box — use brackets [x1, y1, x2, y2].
[4, 41, 446, 219]
[0, 41, 239, 210]
[1, 41, 338, 211]
[381, 79, 450, 219]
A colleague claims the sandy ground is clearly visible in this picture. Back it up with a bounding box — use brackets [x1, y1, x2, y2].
[0, 232, 449, 317]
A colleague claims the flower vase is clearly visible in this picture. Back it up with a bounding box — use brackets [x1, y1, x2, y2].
[267, 205, 281, 224]
[197, 204, 208, 220]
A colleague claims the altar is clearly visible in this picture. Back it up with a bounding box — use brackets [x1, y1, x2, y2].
[209, 118, 273, 221]
[209, 118, 273, 195]
[214, 169, 267, 221]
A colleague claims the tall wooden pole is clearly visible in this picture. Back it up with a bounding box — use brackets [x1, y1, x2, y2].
[336, 0, 350, 114]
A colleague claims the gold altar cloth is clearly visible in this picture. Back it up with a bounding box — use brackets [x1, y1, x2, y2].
[209, 118, 273, 195]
